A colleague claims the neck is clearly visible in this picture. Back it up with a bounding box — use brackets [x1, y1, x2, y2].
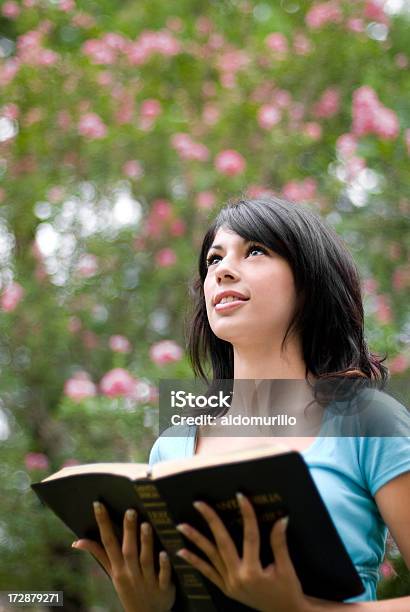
[232, 336, 307, 380]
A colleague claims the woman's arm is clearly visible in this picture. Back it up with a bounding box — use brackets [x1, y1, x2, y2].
[307, 471, 410, 611]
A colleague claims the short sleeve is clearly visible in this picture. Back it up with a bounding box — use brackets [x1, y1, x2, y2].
[357, 392, 410, 496]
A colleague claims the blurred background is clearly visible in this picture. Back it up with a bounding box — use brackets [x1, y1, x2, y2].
[0, 0, 409, 609]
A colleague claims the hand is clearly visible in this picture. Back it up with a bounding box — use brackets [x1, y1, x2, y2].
[71, 501, 176, 612]
[174, 493, 309, 612]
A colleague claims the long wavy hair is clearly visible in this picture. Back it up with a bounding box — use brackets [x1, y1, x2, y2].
[184, 196, 389, 415]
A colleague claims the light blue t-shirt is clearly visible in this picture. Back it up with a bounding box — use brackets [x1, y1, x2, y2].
[148, 388, 410, 603]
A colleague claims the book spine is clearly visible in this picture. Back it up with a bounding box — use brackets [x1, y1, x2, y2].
[134, 483, 214, 612]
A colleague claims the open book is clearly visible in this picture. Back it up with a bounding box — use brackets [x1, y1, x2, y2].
[31, 444, 364, 611]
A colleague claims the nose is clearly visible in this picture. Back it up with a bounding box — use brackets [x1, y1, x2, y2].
[215, 258, 240, 283]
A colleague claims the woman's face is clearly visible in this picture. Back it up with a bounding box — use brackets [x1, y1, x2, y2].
[203, 226, 298, 348]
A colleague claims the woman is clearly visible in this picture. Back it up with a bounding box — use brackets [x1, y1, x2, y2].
[72, 196, 410, 611]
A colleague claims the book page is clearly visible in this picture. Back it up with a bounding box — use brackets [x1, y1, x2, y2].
[41, 462, 149, 482]
[150, 443, 293, 479]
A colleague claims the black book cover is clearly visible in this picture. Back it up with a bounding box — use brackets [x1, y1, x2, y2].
[31, 451, 364, 611]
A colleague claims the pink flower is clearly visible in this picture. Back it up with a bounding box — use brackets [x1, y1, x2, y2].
[140, 99, 162, 119]
[374, 294, 392, 325]
[64, 372, 97, 402]
[1, 282, 24, 312]
[155, 248, 177, 267]
[216, 50, 249, 74]
[2, 2, 20, 19]
[336, 133, 357, 158]
[392, 265, 410, 291]
[352, 86, 399, 140]
[152, 199, 172, 220]
[379, 560, 396, 579]
[246, 185, 276, 198]
[169, 219, 186, 237]
[195, 16, 213, 35]
[100, 368, 136, 398]
[170, 133, 209, 161]
[127, 30, 180, 66]
[76, 254, 99, 277]
[275, 89, 292, 108]
[258, 105, 282, 130]
[362, 278, 379, 294]
[215, 149, 246, 176]
[373, 106, 399, 140]
[47, 186, 65, 203]
[346, 18, 365, 33]
[0, 58, 20, 86]
[78, 113, 107, 139]
[265, 33, 288, 56]
[122, 160, 143, 179]
[1, 103, 19, 120]
[196, 191, 216, 210]
[109, 335, 132, 353]
[313, 88, 340, 119]
[25, 452, 49, 471]
[305, 1, 343, 29]
[282, 178, 317, 202]
[82, 39, 116, 65]
[388, 355, 408, 375]
[149, 340, 183, 365]
[303, 122, 322, 140]
[364, 1, 389, 25]
[59, 0, 75, 11]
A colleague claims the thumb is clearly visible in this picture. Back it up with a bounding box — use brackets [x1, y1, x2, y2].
[72, 539, 111, 575]
[270, 517, 293, 573]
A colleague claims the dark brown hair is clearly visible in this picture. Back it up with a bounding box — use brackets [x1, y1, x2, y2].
[184, 196, 388, 414]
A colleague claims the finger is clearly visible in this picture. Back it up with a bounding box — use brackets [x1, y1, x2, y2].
[175, 523, 226, 577]
[139, 522, 156, 584]
[270, 516, 295, 575]
[72, 538, 111, 575]
[122, 508, 141, 576]
[193, 501, 240, 570]
[93, 501, 124, 569]
[176, 548, 225, 592]
[158, 551, 172, 591]
[236, 493, 260, 567]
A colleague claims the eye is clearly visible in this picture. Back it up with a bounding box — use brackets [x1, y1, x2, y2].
[205, 243, 267, 267]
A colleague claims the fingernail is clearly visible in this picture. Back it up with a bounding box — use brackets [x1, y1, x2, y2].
[176, 523, 189, 533]
[236, 492, 245, 505]
[141, 522, 150, 535]
[280, 516, 289, 530]
[71, 541, 78, 548]
[159, 551, 168, 562]
[126, 509, 136, 521]
[93, 501, 103, 515]
[193, 501, 204, 510]
[176, 549, 187, 558]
